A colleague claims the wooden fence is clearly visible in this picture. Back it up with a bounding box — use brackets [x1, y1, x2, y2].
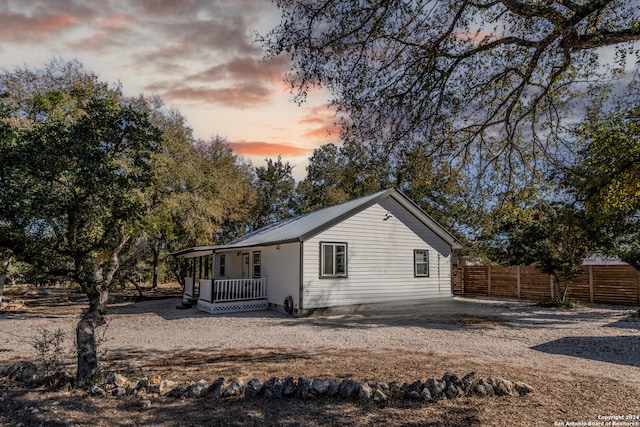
[452, 265, 640, 306]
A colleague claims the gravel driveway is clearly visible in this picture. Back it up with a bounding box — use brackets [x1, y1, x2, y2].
[2, 296, 639, 386]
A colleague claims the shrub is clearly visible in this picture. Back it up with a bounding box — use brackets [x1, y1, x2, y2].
[535, 299, 580, 309]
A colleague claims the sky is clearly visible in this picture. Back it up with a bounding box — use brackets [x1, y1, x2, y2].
[0, 0, 338, 180]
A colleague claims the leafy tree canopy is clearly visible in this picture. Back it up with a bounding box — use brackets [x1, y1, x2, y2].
[563, 93, 640, 267]
[264, 0, 640, 187]
[0, 59, 161, 385]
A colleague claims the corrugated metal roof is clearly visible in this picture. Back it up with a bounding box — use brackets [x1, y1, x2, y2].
[172, 188, 462, 257]
[220, 188, 393, 249]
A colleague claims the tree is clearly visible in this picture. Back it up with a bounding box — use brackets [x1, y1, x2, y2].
[564, 95, 640, 268]
[494, 200, 591, 301]
[295, 143, 352, 213]
[141, 128, 256, 288]
[252, 156, 297, 229]
[264, 0, 640, 187]
[0, 60, 160, 386]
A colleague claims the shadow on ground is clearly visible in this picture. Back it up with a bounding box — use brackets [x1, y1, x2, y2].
[531, 336, 640, 367]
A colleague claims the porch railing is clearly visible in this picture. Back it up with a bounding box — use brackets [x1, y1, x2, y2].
[198, 278, 267, 303]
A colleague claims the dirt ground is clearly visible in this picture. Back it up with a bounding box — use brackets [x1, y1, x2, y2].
[1, 283, 639, 426]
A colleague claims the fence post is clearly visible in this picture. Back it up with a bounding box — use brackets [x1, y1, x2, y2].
[589, 265, 594, 304]
[461, 266, 465, 295]
[636, 268, 640, 305]
[517, 265, 521, 299]
[487, 265, 491, 296]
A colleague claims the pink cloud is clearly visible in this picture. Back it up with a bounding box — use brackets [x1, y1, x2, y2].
[164, 84, 273, 109]
[229, 141, 311, 157]
[296, 104, 341, 139]
[189, 55, 290, 85]
[67, 31, 111, 51]
[96, 14, 141, 32]
[0, 11, 79, 42]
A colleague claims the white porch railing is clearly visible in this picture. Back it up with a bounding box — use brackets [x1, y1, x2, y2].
[198, 278, 267, 303]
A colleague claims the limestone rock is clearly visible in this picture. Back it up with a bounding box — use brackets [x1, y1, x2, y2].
[222, 379, 242, 397]
[264, 377, 283, 398]
[445, 383, 464, 399]
[113, 387, 127, 397]
[153, 379, 176, 396]
[420, 387, 432, 400]
[109, 373, 131, 389]
[473, 379, 494, 397]
[166, 382, 190, 398]
[514, 381, 534, 396]
[312, 378, 329, 396]
[338, 379, 357, 398]
[90, 386, 106, 397]
[489, 377, 514, 397]
[204, 377, 225, 398]
[297, 377, 313, 399]
[282, 376, 295, 397]
[373, 388, 388, 403]
[188, 380, 208, 398]
[244, 378, 262, 397]
[425, 378, 446, 399]
[358, 382, 372, 401]
[460, 372, 477, 393]
[327, 380, 341, 397]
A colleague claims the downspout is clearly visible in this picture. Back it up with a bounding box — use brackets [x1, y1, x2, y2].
[298, 241, 304, 315]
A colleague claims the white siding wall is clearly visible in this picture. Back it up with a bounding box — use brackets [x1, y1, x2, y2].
[262, 242, 301, 308]
[215, 244, 301, 308]
[216, 251, 242, 279]
[302, 197, 453, 309]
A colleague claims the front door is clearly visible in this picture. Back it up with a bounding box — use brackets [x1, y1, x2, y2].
[241, 253, 249, 279]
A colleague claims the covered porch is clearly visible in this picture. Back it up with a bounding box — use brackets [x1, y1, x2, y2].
[178, 246, 268, 314]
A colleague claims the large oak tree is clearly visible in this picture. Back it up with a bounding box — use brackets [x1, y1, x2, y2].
[263, 0, 640, 186]
[0, 60, 160, 386]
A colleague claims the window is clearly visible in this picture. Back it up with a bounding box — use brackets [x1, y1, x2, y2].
[252, 252, 261, 277]
[218, 255, 226, 277]
[320, 242, 347, 277]
[414, 250, 429, 277]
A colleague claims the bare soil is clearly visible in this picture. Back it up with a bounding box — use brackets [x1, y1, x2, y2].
[1, 283, 639, 426]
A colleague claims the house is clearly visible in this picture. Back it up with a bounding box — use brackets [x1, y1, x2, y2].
[172, 188, 463, 316]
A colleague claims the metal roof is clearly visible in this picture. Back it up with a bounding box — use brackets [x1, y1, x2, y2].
[172, 188, 462, 258]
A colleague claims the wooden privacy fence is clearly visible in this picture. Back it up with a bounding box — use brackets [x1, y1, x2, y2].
[452, 265, 640, 306]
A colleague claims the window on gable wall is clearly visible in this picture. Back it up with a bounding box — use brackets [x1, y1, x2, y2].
[414, 250, 429, 277]
[320, 242, 347, 277]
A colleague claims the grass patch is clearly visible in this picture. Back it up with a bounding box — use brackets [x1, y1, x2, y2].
[535, 299, 580, 309]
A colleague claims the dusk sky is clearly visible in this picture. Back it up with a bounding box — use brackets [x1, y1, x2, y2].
[0, 0, 338, 179]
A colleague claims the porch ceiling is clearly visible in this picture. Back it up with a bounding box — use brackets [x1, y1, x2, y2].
[171, 246, 215, 258]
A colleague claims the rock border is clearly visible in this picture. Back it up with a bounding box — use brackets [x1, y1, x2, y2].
[92, 371, 534, 406]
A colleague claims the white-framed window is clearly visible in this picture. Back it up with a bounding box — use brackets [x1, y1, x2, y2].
[320, 242, 347, 277]
[252, 251, 261, 278]
[218, 254, 226, 277]
[414, 250, 429, 277]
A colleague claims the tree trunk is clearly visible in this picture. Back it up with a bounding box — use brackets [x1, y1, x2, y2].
[0, 253, 12, 304]
[129, 279, 145, 299]
[75, 232, 129, 387]
[551, 272, 562, 301]
[0, 273, 6, 304]
[75, 309, 104, 387]
[152, 239, 160, 289]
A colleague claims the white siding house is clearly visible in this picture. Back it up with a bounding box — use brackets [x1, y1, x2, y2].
[173, 188, 462, 315]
